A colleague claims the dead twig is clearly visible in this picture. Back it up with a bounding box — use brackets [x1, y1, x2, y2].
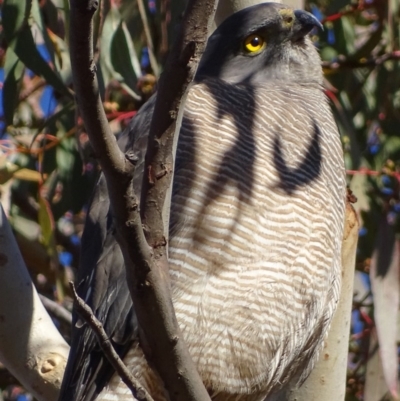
[137, 0, 159, 76]
[322, 51, 400, 71]
[69, 282, 154, 401]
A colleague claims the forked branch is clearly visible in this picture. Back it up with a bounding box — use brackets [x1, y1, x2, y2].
[68, 0, 216, 400]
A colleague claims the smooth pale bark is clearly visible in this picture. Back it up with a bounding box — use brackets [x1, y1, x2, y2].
[0, 205, 69, 401]
[365, 329, 393, 401]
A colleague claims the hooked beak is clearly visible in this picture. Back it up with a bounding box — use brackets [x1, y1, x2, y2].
[292, 9, 323, 40]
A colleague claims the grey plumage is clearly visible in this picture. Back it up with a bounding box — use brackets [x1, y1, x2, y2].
[60, 3, 346, 401]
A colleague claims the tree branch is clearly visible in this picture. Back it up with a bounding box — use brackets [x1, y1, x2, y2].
[69, 0, 216, 400]
[322, 51, 400, 71]
[69, 282, 154, 401]
[39, 294, 73, 326]
[137, 0, 159, 77]
[0, 204, 69, 401]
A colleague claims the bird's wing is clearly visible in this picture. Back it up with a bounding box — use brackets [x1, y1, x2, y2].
[59, 96, 156, 401]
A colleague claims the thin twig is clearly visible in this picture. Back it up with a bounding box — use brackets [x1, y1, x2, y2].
[322, 51, 400, 71]
[159, 0, 169, 57]
[38, 294, 73, 326]
[320, 0, 374, 24]
[347, 168, 400, 181]
[137, 0, 159, 76]
[19, 77, 46, 102]
[69, 282, 154, 401]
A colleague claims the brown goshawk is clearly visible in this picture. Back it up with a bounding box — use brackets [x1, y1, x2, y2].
[60, 3, 346, 401]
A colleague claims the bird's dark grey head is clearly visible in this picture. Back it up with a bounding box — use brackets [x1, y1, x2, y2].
[196, 2, 323, 86]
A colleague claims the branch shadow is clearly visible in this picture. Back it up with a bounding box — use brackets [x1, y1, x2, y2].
[171, 80, 323, 243]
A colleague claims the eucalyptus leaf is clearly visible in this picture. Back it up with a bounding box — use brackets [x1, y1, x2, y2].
[2, 0, 30, 42]
[3, 47, 25, 126]
[100, 4, 141, 100]
[38, 194, 55, 248]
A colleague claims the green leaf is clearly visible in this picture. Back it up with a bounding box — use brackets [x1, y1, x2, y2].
[61, 0, 70, 46]
[31, 0, 71, 85]
[351, 25, 384, 61]
[30, 101, 75, 145]
[48, 31, 72, 84]
[11, 25, 72, 98]
[13, 168, 42, 181]
[30, 0, 44, 31]
[12, 214, 41, 242]
[2, 0, 30, 42]
[382, 136, 400, 161]
[32, 0, 57, 67]
[3, 47, 25, 126]
[110, 21, 141, 93]
[332, 15, 356, 56]
[51, 139, 97, 219]
[320, 46, 338, 62]
[56, 137, 75, 179]
[38, 195, 55, 248]
[39, 0, 60, 35]
[0, 156, 42, 184]
[3, 0, 72, 99]
[100, 5, 141, 100]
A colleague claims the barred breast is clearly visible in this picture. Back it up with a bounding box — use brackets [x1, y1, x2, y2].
[97, 79, 346, 401]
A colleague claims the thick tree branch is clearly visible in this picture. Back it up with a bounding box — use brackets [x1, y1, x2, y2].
[136, 2, 216, 397]
[0, 204, 69, 401]
[69, 0, 216, 400]
[69, 282, 154, 401]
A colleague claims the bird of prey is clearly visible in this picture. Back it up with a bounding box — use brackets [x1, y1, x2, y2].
[60, 3, 346, 401]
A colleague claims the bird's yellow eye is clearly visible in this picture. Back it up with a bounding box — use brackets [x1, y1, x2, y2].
[244, 34, 265, 53]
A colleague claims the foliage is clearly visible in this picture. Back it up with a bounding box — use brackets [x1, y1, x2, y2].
[0, 0, 399, 400]
[311, 1, 400, 399]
